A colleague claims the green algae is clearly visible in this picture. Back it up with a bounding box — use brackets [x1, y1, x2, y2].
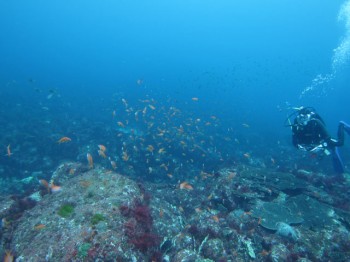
[91, 213, 105, 225]
[57, 204, 74, 218]
[78, 243, 91, 259]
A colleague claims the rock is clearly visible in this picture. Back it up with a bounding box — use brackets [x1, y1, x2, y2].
[173, 249, 199, 262]
[252, 201, 303, 230]
[270, 243, 289, 262]
[276, 222, 300, 241]
[201, 238, 225, 260]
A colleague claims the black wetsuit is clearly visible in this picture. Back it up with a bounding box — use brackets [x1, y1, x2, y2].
[292, 115, 344, 151]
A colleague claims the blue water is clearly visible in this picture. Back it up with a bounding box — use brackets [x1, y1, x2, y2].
[0, 0, 349, 186]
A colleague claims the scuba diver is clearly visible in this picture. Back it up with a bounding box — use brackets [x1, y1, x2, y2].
[288, 107, 350, 175]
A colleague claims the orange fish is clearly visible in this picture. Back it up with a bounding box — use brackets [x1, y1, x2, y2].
[243, 153, 250, 158]
[98, 150, 107, 158]
[212, 215, 220, 223]
[6, 144, 12, 157]
[117, 121, 125, 128]
[179, 181, 193, 190]
[98, 144, 107, 152]
[158, 148, 166, 154]
[39, 179, 50, 193]
[227, 171, 236, 180]
[57, 137, 71, 143]
[147, 145, 154, 153]
[34, 224, 46, 230]
[87, 153, 94, 169]
[50, 183, 62, 193]
[122, 151, 129, 161]
[110, 160, 117, 170]
[195, 207, 202, 213]
[3, 250, 14, 262]
[121, 98, 128, 107]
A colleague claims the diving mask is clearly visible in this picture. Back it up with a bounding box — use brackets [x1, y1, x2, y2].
[297, 113, 311, 126]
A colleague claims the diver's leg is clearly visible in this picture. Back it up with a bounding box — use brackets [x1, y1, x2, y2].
[332, 147, 344, 175]
[339, 121, 350, 135]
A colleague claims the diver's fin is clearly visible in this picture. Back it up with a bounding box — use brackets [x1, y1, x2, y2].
[340, 121, 350, 135]
[332, 147, 344, 175]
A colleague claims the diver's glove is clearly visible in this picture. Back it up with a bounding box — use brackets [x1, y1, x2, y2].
[310, 144, 324, 153]
[297, 144, 307, 151]
[310, 142, 331, 155]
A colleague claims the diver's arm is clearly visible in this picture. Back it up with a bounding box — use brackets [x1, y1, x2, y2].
[312, 119, 331, 140]
[329, 122, 345, 147]
[313, 119, 344, 147]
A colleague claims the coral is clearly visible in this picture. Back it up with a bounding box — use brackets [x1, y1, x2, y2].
[120, 200, 161, 255]
[130, 233, 160, 252]
[57, 204, 74, 218]
[134, 205, 153, 229]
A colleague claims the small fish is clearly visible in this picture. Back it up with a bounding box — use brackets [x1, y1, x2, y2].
[122, 151, 129, 161]
[6, 144, 13, 157]
[158, 148, 166, 154]
[39, 179, 50, 193]
[87, 153, 94, 169]
[227, 172, 236, 180]
[195, 207, 202, 213]
[191, 97, 199, 101]
[69, 168, 76, 175]
[34, 224, 46, 230]
[117, 121, 125, 128]
[98, 150, 107, 158]
[147, 145, 154, 153]
[242, 123, 250, 128]
[1, 218, 9, 229]
[110, 160, 117, 170]
[160, 163, 168, 171]
[136, 79, 143, 85]
[243, 153, 250, 158]
[142, 106, 147, 115]
[98, 144, 107, 152]
[3, 250, 14, 262]
[148, 105, 156, 110]
[212, 215, 220, 223]
[121, 98, 128, 107]
[50, 183, 62, 193]
[179, 181, 193, 190]
[57, 137, 71, 143]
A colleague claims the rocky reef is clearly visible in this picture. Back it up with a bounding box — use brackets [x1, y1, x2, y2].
[1, 163, 350, 261]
